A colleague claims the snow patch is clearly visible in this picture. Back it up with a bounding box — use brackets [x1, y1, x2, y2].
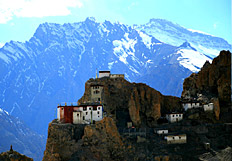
[176, 49, 212, 72]
[112, 33, 137, 65]
[193, 44, 220, 58]
[139, 31, 152, 49]
[108, 61, 114, 70]
[0, 52, 10, 64]
[188, 29, 215, 37]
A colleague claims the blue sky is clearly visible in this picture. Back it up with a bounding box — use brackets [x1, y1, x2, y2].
[0, 0, 231, 47]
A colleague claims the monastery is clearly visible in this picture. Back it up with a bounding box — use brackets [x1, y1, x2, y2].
[57, 70, 124, 124]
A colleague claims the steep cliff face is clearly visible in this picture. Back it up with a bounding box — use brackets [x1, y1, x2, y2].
[42, 120, 86, 161]
[43, 117, 132, 161]
[78, 78, 181, 127]
[74, 117, 130, 161]
[182, 50, 231, 121]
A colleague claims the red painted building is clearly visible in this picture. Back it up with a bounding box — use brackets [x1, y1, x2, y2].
[58, 106, 74, 123]
[57, 103, 103, 124]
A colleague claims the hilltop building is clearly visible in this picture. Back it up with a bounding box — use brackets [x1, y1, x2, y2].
[99, 71, 111, 78]
[98, 71, 124, 79]
[57, 103, 103, 124]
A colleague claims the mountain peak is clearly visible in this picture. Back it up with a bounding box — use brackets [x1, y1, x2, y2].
[179, 41, 197, 51]
[85, 17, 96, 23]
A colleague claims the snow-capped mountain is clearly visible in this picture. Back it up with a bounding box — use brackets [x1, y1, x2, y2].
[0, 108, 45, 161]
[135, 18, 231, 58]
[0, 17, 231, 137]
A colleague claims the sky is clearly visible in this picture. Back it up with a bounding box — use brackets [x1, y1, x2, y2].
[0, 0, 231, 47]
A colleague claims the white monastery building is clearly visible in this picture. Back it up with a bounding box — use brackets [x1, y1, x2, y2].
[57, 103, 103, 124]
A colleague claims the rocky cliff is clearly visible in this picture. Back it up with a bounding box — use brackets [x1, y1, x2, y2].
[42, 120, 85, 161]
[43, 117, 133, 161]
[182, 50, 231, 121]
[78, 78, 181, 127]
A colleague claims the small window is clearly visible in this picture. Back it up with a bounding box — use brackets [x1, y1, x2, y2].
[179, 114, 181, 117]
[86, 112, 88, 115]
[172, 115, 175, 117]
[83, 107, 87, 111]
[98, 107, 101, 110]
[173, 137, 175, 139]
[176, 114, 178, 117]
[77, 114, 79, 116]
[98, 98, 101, 101]
[179, 136, 181, 139]
[89, 107, 91, 110]
[83, 116, 85, 120]
[97, 111, 100, 114]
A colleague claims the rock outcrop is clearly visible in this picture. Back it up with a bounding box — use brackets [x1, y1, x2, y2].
[43, 117, 132, 161]
[182, 50, 231, 121]
[78, 78, 181, 128]
[0, 147, 33, 161]
[42, 119, 86, 161]
[73, 117, 130, 161]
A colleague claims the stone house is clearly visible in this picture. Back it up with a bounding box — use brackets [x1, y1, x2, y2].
[165, 134, 187, 144]
[181, 100, 201, 111]
[90, 84, 104, 102]
[165, 113, 183, 123]
[154, 129, 168, 135]
[203, 103, 214, 111]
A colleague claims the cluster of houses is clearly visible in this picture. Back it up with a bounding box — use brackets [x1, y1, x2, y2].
[57, 70, 124, 124]
[154, 99, 214, 144]
[181, 100, 214, 112]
